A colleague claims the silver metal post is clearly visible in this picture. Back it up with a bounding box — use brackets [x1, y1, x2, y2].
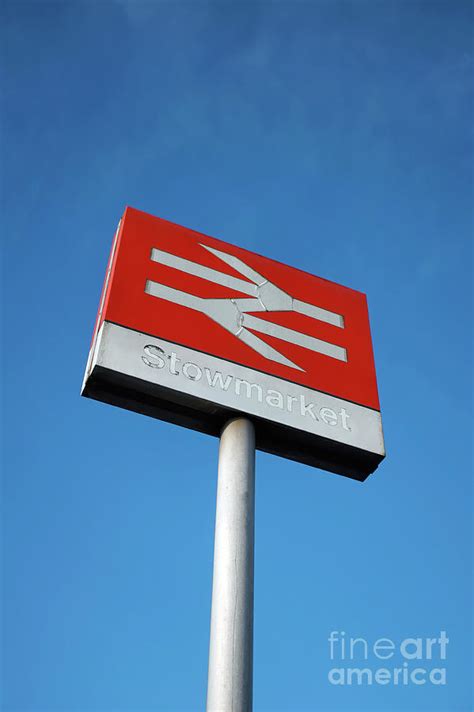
[207, 417, 256, 712]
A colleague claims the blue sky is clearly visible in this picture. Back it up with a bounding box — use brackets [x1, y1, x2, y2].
[2, 1, 472, 710]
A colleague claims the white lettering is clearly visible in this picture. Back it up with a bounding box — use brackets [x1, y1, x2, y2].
[346, 668, 373, 685]
[182, 361, 202, 381]
[328, 668, 345, 685]
[320, 407, 337, 426]
[340, 408, 351, 431]
[235, 378, 263, 402]
[349, 637, 368, 660]
[425, 638, 437, 659]
[300, 395, 317, 419]
[393, 667, 403, 685]
[204, 368, 233, 391]
[142, 344, 165, 369]
[266, 389, 284, 408]
[374, 668, 391, 685]
[139, 344, 356, 436]
[439, 631, 449, 660]
[168, 351, 181, 375]
[401, 638, 423, 660]
[373, 639, 395, 660]
[286, 395, 298, 412]
[411, 668, 426, 685]
[430, 668, 446, 685]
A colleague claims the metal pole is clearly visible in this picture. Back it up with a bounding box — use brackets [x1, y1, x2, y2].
[207, 417, 256, 712]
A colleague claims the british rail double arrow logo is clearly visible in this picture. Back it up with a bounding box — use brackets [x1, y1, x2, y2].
[145, 244, 347, 372]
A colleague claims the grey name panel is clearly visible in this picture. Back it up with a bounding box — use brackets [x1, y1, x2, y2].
[82, 321, 385, 480]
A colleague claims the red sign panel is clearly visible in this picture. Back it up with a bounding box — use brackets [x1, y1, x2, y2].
[95, 206, 380, 411]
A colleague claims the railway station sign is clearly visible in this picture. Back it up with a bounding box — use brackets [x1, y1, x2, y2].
[82, 207, 385, 480]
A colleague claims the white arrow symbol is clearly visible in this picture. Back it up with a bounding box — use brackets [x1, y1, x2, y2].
[145, 243, 347, 371]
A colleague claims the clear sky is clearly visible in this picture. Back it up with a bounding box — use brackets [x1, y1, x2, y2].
[2, 1, 472, 710]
